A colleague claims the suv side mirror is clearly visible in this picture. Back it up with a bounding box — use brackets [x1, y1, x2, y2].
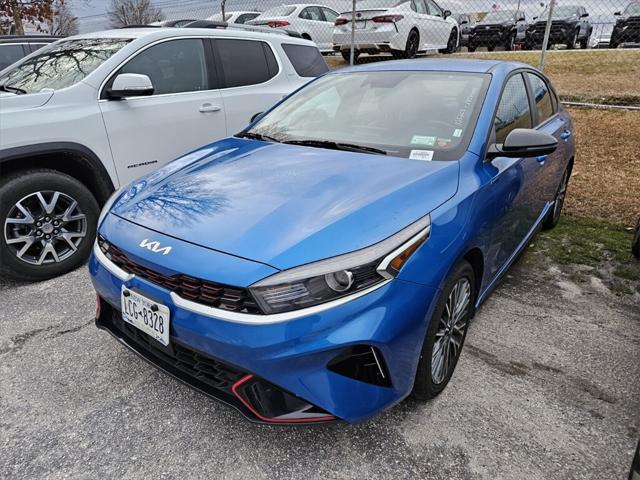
[443, 10, 452, 19]
[486, 129, 558, 159]
[107, 73, 154, 100]
[580, 12, 589, 18]
[517, 16, 526, 22]
[614, 11, 621, 16]
[459, 19, 468, 25]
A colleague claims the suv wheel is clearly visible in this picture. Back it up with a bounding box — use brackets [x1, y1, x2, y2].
[341, 49, 360, 63]
[0, 169, 99, 281]
[506, 32, 516, 51]
[413, 260, 475, 400]
[579, 32, 590, 49]
[566, 29, 578, 49]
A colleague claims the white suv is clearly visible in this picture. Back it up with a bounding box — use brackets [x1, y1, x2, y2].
[0, 26, 328, 281]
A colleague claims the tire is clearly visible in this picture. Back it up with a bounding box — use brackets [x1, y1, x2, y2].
[505, 33, 516, 51]
[439, 28, 458, 54]
[413, 260, 475, 400]
[632, 220, 640, 260]
[579, 32, 590, 49]
[487, 45, 495, 52]
[0, 169, 99, 281]
[609, 40, 619, 49]
[341, 49, 359, 63]
[542, 163, 571, 230]
[404, 29, 420, 59]
[566, 30, 578, 49]
[467, 44, 476, 53]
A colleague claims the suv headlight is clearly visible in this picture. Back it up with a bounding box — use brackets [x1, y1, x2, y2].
[250, 215, 431, 314]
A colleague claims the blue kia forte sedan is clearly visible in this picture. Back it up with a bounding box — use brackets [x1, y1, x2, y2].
[89, 59, 575, 424]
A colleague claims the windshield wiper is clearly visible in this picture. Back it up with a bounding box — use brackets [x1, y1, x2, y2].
[0, 84, 27, 95]
[283, 139, 387, 156]
[236, 131, 282, 143]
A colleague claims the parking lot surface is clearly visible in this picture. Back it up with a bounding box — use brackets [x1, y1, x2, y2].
[1, 258, 638, 480]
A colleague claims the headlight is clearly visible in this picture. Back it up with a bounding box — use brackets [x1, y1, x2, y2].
[97, 185, 127, 228]
[250, 215, 431, 314]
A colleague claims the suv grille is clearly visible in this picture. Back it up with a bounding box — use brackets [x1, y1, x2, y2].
[99, 236, 262, 314]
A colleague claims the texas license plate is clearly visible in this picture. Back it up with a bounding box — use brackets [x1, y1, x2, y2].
[121, 287, 170, 346]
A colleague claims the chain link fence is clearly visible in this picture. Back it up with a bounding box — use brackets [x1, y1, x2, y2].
[67, 0, 639, 107]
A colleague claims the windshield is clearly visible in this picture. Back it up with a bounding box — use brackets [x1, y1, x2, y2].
[244, 71, 489, 161]
[541, 6, 579, 19]
[482, 10, 516, 23]
[0, 38, 130, 94]
[625, 3, 640, 15]
[260, 5, 296, 17]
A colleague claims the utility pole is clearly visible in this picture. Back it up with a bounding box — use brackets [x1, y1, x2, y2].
[349, 0, 356, 66]
[539, 0, 556, 71]
[221, 0, 226, 19]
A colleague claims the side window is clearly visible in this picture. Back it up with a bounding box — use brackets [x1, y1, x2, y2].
[29, 43, 49, 53]
[118, 39, 208, 95]
[426, 0, 443, 16]
[527, 73, 554, 125]
[413, 0, 427, 15]
[217, 39, 278, 88]
[322, 8, 338, 23]
[236, 13, 259, 24]
[300, 6, 323, 21]
[494, 74, 532, 144]
[281, 43, 329, 77]
[0, 44, 26, 70]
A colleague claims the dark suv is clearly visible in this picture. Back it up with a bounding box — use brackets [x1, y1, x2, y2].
[611, 2, 640, 48]
[468, 10, 528, 51]
[0, 35, 60, 71]
[525, 5, 592, 49]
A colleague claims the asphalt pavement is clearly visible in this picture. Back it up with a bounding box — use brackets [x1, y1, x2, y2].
[1, 258, 638, 479]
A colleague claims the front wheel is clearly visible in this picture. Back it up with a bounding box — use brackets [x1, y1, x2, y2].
[0, 169, 99, 281]
[413, 260, 475, 400]
[579, 32, 590, 49]
[439, 28, 458, 54]
[505, 33, 516, 51]
[566, 30, 578, 49]
[543, 164, 571, 230]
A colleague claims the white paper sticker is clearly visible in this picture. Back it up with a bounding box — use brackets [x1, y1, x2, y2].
[453, 129, 463, 138]
[409, 150, 434, 161]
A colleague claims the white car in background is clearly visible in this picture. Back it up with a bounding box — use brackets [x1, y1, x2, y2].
[248, 4, 339, 52]
[0, 26, 328, 281]
[333, 0, 459, 61]
[208, 11, 261, 24]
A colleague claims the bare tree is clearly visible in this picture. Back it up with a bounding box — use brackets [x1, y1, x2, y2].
[107, 0, 164, 28]
[47, 0, 78, 36]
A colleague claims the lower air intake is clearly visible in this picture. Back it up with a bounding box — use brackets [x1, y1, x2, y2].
[328, 345, 391, 387]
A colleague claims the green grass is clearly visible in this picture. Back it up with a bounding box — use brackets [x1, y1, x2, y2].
[529, 215, 640, 290]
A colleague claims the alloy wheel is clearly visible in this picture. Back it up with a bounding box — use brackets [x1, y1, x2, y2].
[3, 190, 87, 266]
[431, 277, 471, 385]
[552, 169, 569, 224]
[406, 32, 419, 58]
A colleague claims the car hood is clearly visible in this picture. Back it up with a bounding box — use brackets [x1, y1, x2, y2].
[0, 90, 54, 110]
[111, 138, 459, 270]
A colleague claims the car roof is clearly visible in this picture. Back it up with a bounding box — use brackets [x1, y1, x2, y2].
[337, 58, 530, 74]
[0, 35, 60, 43]
[63, 26, 312, 44]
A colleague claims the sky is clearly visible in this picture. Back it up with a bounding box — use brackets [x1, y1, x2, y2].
[72, 0, 630, 33]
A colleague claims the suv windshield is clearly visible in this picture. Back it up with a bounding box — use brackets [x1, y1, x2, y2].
[243, 71, 489, 161]
[625, 3, 640, 15]
[0, 38, 130, 94]
[542, 6, 580, 19]
[482, 10, 516, 23]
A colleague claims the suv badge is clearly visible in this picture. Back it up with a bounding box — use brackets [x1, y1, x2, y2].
[140, 239, 172, 255]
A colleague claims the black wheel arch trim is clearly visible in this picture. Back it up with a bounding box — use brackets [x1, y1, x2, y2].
[0, 142, 116, 204]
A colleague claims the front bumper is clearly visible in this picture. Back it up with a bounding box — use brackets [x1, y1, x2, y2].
[89, 219, 439, 424]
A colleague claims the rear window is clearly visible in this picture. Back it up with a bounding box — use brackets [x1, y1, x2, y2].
[217, 39, 278, 88]
[0, 44, 25, 71]
[261, 6, 296, 17]
[282, 43, 328, 78]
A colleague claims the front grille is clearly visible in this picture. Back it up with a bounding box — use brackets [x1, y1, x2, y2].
[99, 237, 262, 314]
[109, 307, 246, 394]
[474, 25, 504, 37]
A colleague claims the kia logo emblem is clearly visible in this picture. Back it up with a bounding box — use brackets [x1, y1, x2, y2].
[139, 238, 172, 255]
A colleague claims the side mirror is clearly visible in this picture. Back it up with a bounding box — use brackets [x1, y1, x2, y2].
[443, 10, 452, 19]
[533, 16, 538, 21]
[517, 16, 526, 22]
[250, 111, 264, 123]
[107, 73, 154, 100]
[459, 19, 468, 25]
[580, 12, 589, 18]
[486, 129, 558, 160]
[614, 11, 621, 16]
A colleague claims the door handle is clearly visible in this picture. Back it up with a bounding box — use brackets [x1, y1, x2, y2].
[536, 155, 548, 164]
[199, 103, 221, 113]
[560, 129, 572, 140]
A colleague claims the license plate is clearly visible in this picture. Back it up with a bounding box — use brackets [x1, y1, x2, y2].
[121, 287, 170, 346]
[355, 20, 366, 29]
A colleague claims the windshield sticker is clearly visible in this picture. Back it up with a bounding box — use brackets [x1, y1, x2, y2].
[411, 135, 436, 146]
[437, 138, 452, 148]
[454, 86, 479, 128]
[453, 129, 463, 138]
[409, 150, 434, 161]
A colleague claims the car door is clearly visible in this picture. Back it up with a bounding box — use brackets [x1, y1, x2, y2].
[212, 37, 288, 134]
[299, 6, 331, 50]
[481, 73, 546, 279]
[99, 38, 226, 185]
[525, 72, 571, 203]
[424, 0, 451, 48]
